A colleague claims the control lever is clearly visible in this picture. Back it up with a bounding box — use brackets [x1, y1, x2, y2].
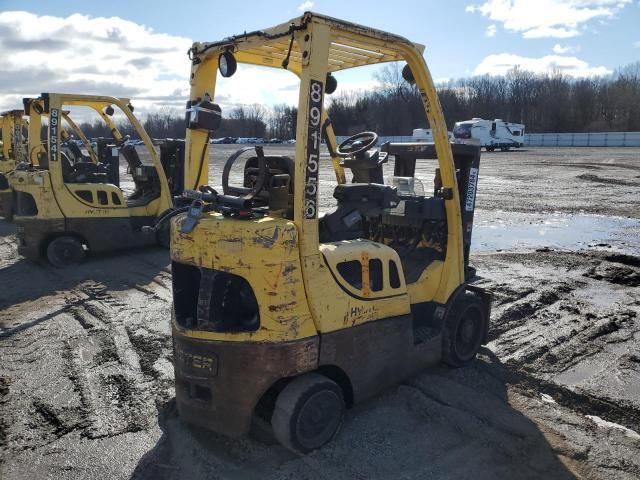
[180, 187, 218, 233]
[180, 199, 205, 234]
[142, 186, 218, 235]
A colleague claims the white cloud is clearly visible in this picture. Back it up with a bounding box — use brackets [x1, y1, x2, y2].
[635, 40, 640, 47]
[298, 1, 314, 11]
[473, 53, 612, 77]
[0, 11, 309, 119]
[465, 0, 631, 38]
[486, 24, 497, 37]
[552, 43, 579, 54]
[0, 11, 192, 117]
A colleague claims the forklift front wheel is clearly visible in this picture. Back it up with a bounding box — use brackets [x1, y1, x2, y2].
[46, 236, 85, 268]
[271, 373, 345, 453]
[442, 293, 487, 367]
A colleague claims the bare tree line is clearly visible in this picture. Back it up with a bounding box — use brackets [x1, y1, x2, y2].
[68, 61, 640, 139]
[70, 104, 298, 141]
[328, 62, 640, 135]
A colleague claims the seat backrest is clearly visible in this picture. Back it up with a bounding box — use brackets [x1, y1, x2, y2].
[243, 155, 295, 207]
[333, 183, 399, 216]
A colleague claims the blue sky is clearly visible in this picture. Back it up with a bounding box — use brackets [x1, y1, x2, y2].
[0, 0, 639, 115]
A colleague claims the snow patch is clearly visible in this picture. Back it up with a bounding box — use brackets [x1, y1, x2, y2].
[586, 415, 640, 440]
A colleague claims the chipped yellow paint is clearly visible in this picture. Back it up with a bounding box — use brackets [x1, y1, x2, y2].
[171, 213, 317, 342]
[314, 240, 410, 332]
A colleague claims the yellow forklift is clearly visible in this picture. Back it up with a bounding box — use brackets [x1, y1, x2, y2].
[0, 109, 28, 219]
[1, 107, 103, 220]
[169, 12, 491, 452]
[9, 93, 191, 266]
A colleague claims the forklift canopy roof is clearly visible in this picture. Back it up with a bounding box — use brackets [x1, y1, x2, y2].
[191, 12, 425, 73]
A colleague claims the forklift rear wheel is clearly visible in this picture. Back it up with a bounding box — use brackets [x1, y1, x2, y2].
[46, 236, 85, 268]
[442, 293, 486, 367]
[271, 373, 345, 453]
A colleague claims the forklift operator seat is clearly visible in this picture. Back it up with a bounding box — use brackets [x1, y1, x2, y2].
[243, 155, 295, 212]
[123, 144, 162, 206]
[319, 183, 399, 243]
[61, 147, 108, 184]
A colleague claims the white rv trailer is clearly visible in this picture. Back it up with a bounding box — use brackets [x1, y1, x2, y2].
[412, 128, 454, 142]
[453, 118, 525, 151]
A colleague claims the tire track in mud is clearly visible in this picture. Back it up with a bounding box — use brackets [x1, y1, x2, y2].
[0, 281, 163, 456]
[64, 289, 157, 439]
[480, 251, 640, 440]
[488, 282, 578, 340]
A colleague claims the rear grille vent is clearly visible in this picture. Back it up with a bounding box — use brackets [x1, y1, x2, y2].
[172, 262, 259, 333]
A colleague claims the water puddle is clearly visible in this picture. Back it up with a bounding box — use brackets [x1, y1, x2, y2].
[472, 211, 640, 255]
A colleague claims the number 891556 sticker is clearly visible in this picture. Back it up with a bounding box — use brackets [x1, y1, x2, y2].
[304, 79, 323, 219]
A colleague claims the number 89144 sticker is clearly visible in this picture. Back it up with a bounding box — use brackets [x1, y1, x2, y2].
[304, 79, 323, 219]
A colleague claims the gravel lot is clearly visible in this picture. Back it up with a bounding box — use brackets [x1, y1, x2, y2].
[1, 146, 639, 479]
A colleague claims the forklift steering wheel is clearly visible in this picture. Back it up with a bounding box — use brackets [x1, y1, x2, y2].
[337, 131, 378, 157]
[222, 146, 268, 199]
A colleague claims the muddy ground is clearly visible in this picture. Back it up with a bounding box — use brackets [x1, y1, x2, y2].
[1, 146, 639, 479]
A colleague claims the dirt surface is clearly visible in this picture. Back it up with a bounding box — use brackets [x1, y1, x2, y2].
[1, 146, 639, 479]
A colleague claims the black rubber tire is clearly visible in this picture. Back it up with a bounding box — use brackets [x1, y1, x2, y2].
[442, 293, 487, 367]
[46, 236, 85, 268]
[271, 373, 345, 453]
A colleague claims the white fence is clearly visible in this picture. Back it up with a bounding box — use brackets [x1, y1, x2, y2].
[524, 131, 640, 147]
[336, 132, 640, 147]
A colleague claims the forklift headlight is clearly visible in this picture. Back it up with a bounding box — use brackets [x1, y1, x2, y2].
[325, 73, 338, 94]
[219, 51, 237, 78]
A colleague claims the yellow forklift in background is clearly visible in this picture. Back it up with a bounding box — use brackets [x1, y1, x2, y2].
[9, 93, 191, 266]
[1, 107, 103, 221]
[0, 109, 28, 219]
[169, 12, 491, 452]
